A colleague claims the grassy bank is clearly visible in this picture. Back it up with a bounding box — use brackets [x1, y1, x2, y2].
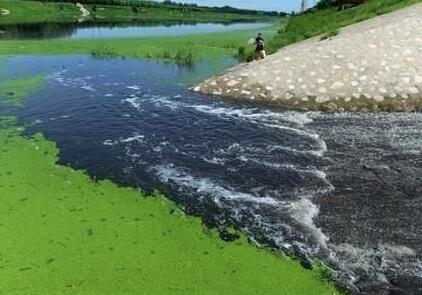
[0, 0, 277, 25]
[0, 23, 279, 63]
[268, 0, 422, 53]
[0, 0, 80, 24]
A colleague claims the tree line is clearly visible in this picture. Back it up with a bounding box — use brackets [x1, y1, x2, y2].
[315, 0, 364, 10]
[19, 0, 287, 17]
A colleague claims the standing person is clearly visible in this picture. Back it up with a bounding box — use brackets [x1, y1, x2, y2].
[255, 33, 266, 60]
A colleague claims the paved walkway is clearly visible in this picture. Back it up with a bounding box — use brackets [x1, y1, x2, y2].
[194, 3, 422, 111]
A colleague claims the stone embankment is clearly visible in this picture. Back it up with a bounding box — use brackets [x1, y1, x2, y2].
[194, 3, 422, 112]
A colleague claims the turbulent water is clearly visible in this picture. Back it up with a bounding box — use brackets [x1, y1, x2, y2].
[2, 56, 421, 295]
[312, 112, 422, 294]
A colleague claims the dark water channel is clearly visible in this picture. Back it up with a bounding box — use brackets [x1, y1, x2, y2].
[1, 55, 421, 295]
[0, 21, 270, 40]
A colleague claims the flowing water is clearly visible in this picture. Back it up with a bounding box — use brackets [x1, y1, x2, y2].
[0, 21, 271, 40]
[1, 55, 421, 295]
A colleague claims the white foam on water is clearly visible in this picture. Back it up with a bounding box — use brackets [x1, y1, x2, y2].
[81, 85, 96, 92]
[33, 115, 72, 126]
[103, 140, 116, 146]
[245, 159, 334, 191]
[165, 99, 323, 148]
[191, 104, 315, 127]
[126, 85, 141, 90]
[214, 141, 327, 164]
[122, 97, 142, 111]
[48, 71, 97, 93]
[331, 243, 422, 285]
[120, 134, 145, 143]
[103, 133, 145, 146]
[385, 123, 422, 152]
[154, 165, 280, 206]
[138, 94, 326, 158]
[208, 141, 332, 212]
[334, 243, 417, 265]
[147, 94, 315, 129]
[288, 195, 329, 248]
[200, 156, 228, 165]
[263, 122, 326, 149]
[265, 144, 327, 158]
[49, 115, 71, 121]
[279, 111, 315, 126]
[153, 164, 333, 255]
[47, 69, 67, 80]
[153, 163, 332, 256]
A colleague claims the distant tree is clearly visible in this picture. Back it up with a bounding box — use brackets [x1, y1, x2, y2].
[316, 0, 364, 10]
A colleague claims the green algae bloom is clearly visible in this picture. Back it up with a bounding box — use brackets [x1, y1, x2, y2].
[0, 75, 44, 106]
[0, 117, 341, 295]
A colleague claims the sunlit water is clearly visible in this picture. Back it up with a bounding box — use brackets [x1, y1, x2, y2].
[0, 21, 271, 40]
[2, 55, 422, 295]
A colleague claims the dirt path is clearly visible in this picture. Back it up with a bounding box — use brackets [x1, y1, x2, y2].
[1, 8, 11, 16]
[194, 3, 422, 112]
[76, 3, 90, 22]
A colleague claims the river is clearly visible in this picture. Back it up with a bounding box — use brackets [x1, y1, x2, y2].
[0, 21, 271, 40]
[1, 52, 421, 295]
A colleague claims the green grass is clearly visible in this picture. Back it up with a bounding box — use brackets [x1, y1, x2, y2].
[0, 0, 80, 24]
[0, 0, 277, 25]
[0, 74, 45, 106]
[268, 0, 422, 53]
[0, 23, 279, 63]
[0, 113, 341, 295]
[320, 29, 339, 41]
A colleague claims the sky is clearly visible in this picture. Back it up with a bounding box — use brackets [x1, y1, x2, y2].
[157, 0, 318, 13]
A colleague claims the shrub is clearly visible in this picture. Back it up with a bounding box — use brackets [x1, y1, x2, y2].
[90, 46, 119, 59]
[174, 50, 194, 66]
